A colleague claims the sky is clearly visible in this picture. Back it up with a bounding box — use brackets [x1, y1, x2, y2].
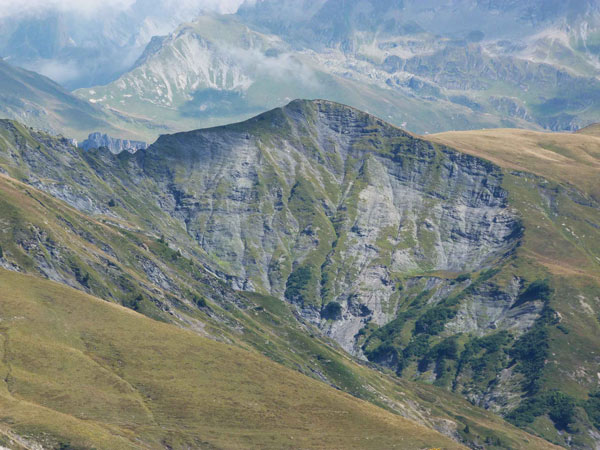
[0, 0, 247, 18]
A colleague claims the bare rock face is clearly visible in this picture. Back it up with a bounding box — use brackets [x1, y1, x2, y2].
[133, 99, 521, 353]
[0, 104, 522, 355]
[80, 132, 147, 154]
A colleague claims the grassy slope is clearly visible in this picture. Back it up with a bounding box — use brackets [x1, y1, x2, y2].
[0, 132, 555, 448]
[427, 128, 600, 201]
[576, 123, 600, 137]
[0, 268, 467, 450]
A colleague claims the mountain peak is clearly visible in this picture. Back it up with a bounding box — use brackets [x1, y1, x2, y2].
[281, 98, 405, 131]
[152, 98, 411, 155]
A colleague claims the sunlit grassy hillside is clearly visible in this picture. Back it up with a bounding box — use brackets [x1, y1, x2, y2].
[428, 128, 600, 201]
[0, 268, 470, 449]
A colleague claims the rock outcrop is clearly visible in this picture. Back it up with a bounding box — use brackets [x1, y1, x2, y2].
[80, 132, 147, 154]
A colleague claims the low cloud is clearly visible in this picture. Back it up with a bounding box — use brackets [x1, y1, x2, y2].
[0, 0, 135, 17]
[24, 59, 84, 85]
[227, 46, 319, 88]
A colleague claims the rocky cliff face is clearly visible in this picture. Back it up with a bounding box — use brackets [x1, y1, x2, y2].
[138, 100, 520, 354]
[2, 102, 599, 446]
[80, 132, 147, 154]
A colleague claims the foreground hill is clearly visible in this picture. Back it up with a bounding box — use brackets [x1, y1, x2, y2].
[1, 100, 599, 446]
[0, 268, 467, 449]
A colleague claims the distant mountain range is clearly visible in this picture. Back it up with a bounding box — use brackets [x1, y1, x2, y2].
[0, 58, 166, 141]
[1, 0, 598, 140]
[74, 14, 514, 139]
[72, 0, 600, 137]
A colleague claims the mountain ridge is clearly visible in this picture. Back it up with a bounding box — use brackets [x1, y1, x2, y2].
[0, 114, 561, 449]
[0, 100, 599, 446]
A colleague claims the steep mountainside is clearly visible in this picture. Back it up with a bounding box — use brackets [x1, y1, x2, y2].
[143, 100, 521, 346]
[1, 100, 599, 447]
[0, 119, 555, 449]
[0, 59, 166, 141]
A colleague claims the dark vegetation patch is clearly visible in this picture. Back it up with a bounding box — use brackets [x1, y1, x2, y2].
[454, 273, 471, 283]
[584, 391, 600, 430]
[414, 307, 456, 335]
[507, 391, 576, 431]
[503, 279, 585, 432]
[456, 331, 512, 384]
[510, 302, 557, 394]
[193, 294, 207, 308]
[285, 265, 313, 306]
[512, 279, 552, 308]
[321, 301, 342, 320]
[359, 275, 582, 436]
[361, 270, 504, 378]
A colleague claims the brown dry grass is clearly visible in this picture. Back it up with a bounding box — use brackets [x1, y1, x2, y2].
[427, 129, 600, 200]
[0, 268, 468, 450]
